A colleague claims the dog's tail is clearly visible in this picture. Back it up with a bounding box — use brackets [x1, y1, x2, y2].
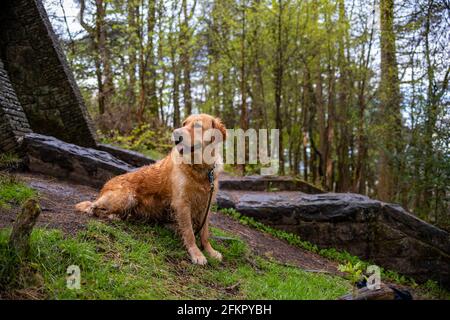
[75, 201, 93, 214]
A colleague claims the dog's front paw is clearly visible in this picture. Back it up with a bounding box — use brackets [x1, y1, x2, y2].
[189, 248, 208, 265]
[208, 249, 223, 261]
[191, 253, 208, 265]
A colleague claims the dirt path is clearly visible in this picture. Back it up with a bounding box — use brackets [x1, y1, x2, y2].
[1, 173, 98, 234]
[210, 213, 339, 273]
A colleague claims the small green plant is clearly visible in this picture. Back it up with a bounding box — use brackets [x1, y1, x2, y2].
[338, 261, 364, 298]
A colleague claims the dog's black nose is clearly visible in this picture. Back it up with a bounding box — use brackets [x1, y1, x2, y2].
[173, 130, 183, 145]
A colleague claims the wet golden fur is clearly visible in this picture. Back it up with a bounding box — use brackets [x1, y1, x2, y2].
[75, 114, 227, 265]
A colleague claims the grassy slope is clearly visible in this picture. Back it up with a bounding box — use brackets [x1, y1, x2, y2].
[0, 221, 351, 299]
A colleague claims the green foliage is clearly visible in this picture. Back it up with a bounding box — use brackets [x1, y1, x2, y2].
[98, 124, 172, 160]
[421, 280, 450, 300]
[338, 261, 365, 297]
[338, 261, 364, 284]
[46, 0, 449, 229]
[0, 221, 351, 299]
[0, 153, 21, 171]
[0, 176, 37, 209]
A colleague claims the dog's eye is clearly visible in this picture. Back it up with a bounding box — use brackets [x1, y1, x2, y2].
[182, 121, 187, 126]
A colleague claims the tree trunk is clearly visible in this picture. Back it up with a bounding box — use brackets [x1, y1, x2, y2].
[147, 0, 159, 118]
[378, 0, 402, 202]
[79, 0, 111, 117]
[353, 4, 375, 194]
[127, 0, 137, 109]
[137, 2, 146, 123]
[95, 0, 113, 115]
[181, 0, 193, 116]
[274, 0, 285, 175]
[336, 0, 351, 192]
[237, 2, 248, 176]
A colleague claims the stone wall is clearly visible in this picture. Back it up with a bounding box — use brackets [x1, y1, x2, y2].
[0, 0, 96, 148]
[0, 59, 31, 152]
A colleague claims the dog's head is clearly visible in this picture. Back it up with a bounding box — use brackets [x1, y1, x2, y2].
[172, 114, 227, 157]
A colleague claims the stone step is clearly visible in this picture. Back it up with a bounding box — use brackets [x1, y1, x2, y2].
[218, 174, 323, 193]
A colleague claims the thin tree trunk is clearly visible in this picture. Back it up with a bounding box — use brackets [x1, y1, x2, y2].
[181, 0, 194, 116]
[336, 0, 351, 192]
[354, 2, 375, 194]
[127, 0, 137, 109]
[378, 0, 402, 202]
[147, 0, 159, 118]
[95, 0, 113, 115]
[137, 2, 147, 122]
[274, 0, 285, 175]
[237, 2, 248, 176]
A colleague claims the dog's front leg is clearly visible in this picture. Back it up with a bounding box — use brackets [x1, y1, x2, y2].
[175, 204, 208, 265]
[200, 220, 222, 261]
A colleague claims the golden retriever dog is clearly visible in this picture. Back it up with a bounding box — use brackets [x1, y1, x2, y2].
[75, 114, 227, 265]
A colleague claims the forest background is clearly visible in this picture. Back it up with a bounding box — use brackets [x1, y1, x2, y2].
[43, 0, 449, 230]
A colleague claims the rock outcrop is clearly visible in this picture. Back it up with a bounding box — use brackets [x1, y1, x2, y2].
[96, 143, 155, 168]
[22, 133, 134, 187]
[218, 175, 323, 193]
[217, 190, 450, 288]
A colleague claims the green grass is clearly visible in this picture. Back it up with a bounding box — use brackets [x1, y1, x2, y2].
[0, 220, 351, 299]
[0, 177, 37, 209]
[0, 153, 21, 170]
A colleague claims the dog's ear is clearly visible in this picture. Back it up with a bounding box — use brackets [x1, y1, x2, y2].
[212, 117, 227, 140]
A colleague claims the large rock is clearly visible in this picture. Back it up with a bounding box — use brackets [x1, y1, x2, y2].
[217, 190, 450, 288]
[96, 143, 155, 168]
[22, 133, 134, 187]
[219, 175, 323, 193]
